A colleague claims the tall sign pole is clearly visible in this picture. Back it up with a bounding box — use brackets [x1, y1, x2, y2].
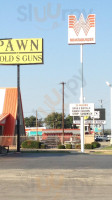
[17, 64, 20, 152]
[68, 14, 96, 153]
[80, 44, 84, 152]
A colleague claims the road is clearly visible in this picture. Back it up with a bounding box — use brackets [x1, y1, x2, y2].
[0, 151, 112, 169]
[0, 152, 112, 200]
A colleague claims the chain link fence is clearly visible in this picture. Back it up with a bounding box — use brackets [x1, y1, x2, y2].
[0, 134, 94, 149]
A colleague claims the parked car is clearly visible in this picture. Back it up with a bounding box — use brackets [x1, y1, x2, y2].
[102, 135, 110, 142]
[106, 135, 111, 141]
[95, 135, 109, 142]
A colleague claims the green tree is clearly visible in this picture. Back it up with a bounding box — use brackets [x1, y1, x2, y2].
[44, 112, 62, 129]
[64, 115, 77, 129]
[64, 115, 73, 128]
[44, 113, 78, 129]
[24, 116, 44, 127]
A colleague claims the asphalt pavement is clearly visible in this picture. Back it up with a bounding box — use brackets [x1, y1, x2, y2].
[0, 151, 112, 169]
[0, 152, 112, 200]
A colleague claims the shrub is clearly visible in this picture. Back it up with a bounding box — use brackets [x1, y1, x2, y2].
[41, 144, 46, 149]
[21, 140, 41, 149]
[58, 144, 65, 149]
[91, 142, 101, 149]
[75, 144, 81, 149]
[0, 146, 7, 154]
[65, 144, 72, 149]
[84, 143, 93, 149]
[0, 146, 2, 154]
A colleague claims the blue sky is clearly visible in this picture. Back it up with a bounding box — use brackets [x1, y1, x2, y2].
[0, 0, 112, 128]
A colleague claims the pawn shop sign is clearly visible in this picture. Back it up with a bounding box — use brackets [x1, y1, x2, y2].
[0, 38, 43, 65]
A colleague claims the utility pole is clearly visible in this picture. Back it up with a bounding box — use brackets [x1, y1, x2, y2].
[98, 99, 103, 108]
[60, 82, 66, 144]
[98, 99, 104, 134]
[36, 110, 38, 141]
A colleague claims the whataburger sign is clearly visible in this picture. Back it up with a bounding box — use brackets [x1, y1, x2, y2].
[0, 38, 43, 65]
[68, 13, 96, 44]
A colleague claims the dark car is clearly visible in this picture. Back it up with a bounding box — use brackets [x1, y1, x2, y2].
[95, 136, 103, 142]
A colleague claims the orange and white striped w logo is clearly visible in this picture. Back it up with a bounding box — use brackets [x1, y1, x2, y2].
[69, 14, 95, 36]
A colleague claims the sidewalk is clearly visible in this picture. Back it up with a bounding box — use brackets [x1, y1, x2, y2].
[1, 148, 112, 155]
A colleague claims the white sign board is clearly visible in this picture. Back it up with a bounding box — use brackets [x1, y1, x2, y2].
[70, 103, 94, 116]
[91, 111, 100, 119]
[73, 119, 106, 125]
[68, 13, 96, 44]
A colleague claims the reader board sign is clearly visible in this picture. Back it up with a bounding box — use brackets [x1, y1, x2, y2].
[68, 13, 96, 44]
[73, 108, 106, 125]
[0, 38, 43, 65]
[73, 119, 106, 125]
[70, 103, 94, 116]
[91, 111, 100, 119]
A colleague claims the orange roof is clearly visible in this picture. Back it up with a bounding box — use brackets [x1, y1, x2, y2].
[0, 87, 25, 146]
[3, 88, 18, 137]
[0, 113, 10, 123]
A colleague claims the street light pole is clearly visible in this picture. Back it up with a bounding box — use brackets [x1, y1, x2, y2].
[106, 81, 112, 145]
[110, 86, 112, 145]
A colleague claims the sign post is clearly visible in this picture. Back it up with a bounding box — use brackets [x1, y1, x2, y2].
[70, 103, 94, 152]
[68, 14, 96, 152]
[17, 64, 20, 152]
[0, 38, 43, 152]
[80, 44, 84, 152]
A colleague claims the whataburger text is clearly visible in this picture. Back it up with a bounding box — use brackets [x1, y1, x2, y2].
[0, 38, 43, 65]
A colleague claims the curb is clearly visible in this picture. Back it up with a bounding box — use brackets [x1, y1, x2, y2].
[0, 153, 8, 156]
